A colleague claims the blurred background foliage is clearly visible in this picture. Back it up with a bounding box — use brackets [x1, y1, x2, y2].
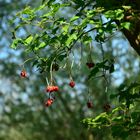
[0, 0, 140, 140]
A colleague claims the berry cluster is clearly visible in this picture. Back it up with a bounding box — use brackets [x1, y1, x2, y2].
[18, 44, 112, 113]
[19, 68, 98, 111]
[44, 80, 76, 107]
[20, 68, 76, 108]
[46, 85, 59, 92]
[45, 85, 59, 107]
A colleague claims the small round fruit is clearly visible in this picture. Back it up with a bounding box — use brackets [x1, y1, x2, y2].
[69, 81, 75, 88]
[53, 86, 59, 91]
[46, 86, 52, 92]
[86, 62, 95, 69]
[87, 101, 93, 108]
[45, 98, 53, 107]
[20, 70, 27, 78]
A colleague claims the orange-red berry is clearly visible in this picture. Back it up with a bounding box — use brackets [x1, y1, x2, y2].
[45, 98, 54, 107]
[46, 85, 59, 92]
[53, 86, 59, 91]
[69, 81, 75, 88]
[20, 70, 27, 78]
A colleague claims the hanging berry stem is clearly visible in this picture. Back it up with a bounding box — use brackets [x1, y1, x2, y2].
[49, 56, 58, 85]
[50, 63, 53, 85]
[20, 57, 35, 67]
[99, 14, 109, 101]
[89, 42, 93, 56]
[66, 48, 73, 80]
[46, 77, 49, 86]
[79, 42, 83, 68]
[71, 51, 75, 70]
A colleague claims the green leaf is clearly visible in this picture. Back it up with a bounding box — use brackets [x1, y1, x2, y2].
[66, 34, 77, 46]
[11, 40, 17, 49]
[52, 3, 60, 13]
[115, 9, 124, 20]
[111, 107, 123, 114]
[70, 16, 79, 22]
[112, 116, 123, 122]
[109, 64, 114, 73]
[96, 59, 108, 68]
[82, 35, 92, 44]
[10, 38, 24, 49]
[93, 112, 108, 122]
[62, 25, 69, 34]
[22, 6, 33, 15]
[89, 67, 99, 79]
[104, 9, 124, 20]
[34, 42, 46, 51]
[121, 22, 131, 30]
[25, 35, 33, 45]
[47, 0, 55, 6]
[122, 6, 131, 10]
[57, 54, 67, 61]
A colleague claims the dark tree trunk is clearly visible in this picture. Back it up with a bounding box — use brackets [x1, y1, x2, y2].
[122, 16, 140, 56]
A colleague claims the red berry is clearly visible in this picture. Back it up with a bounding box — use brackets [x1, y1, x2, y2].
[87, 101, 93, 108]
[54, 86, 59, 91]
[46, 86, 53, 92]
[46, 85, 59, 92]
[69, 81, 75, 88]
[20, 70, 27, 78]
[86, 62, 95, 68]
[45, 98, 54, 107]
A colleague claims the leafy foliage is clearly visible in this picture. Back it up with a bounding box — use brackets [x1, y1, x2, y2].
[83, 82, 140, 139]
[9, 0, 140, 139]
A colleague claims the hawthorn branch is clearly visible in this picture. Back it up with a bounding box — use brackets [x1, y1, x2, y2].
[68, 22, 109, 52]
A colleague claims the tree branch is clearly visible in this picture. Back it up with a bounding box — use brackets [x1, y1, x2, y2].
[123, 14, 140, 56]
[122, 28, 140, 56]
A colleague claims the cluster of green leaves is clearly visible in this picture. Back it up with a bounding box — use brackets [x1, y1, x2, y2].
[88, 59, 114, 79]
[117, 83, 140, 108]
[11, 0, 132, 73]
[83, 82, 140, 139]
[83, 108, 140, 139]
